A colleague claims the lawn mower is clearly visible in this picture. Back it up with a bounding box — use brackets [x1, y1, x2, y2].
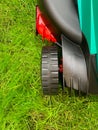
[36, 0, 98, 95]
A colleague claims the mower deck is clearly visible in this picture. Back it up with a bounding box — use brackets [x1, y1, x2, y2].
[36, 0, 98, 95]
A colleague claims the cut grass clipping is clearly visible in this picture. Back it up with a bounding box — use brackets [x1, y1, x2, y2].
[0, 0, 98, 130]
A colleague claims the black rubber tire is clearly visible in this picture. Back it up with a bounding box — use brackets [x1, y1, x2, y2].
[42, 46, 59, 95]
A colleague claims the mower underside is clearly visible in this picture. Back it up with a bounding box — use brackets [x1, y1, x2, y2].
[36, 0, 98, 95]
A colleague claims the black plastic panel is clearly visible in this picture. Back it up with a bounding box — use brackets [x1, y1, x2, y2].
[38, 0, 82, 44]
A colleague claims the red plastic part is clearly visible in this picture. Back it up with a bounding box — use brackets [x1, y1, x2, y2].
[59, 58, 63, 73]
[36, 6, 57, 43]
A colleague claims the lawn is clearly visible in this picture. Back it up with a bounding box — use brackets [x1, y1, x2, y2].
[0, 0, 98, 130]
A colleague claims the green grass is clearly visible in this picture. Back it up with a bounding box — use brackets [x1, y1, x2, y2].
[1, 0, 98, 130]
